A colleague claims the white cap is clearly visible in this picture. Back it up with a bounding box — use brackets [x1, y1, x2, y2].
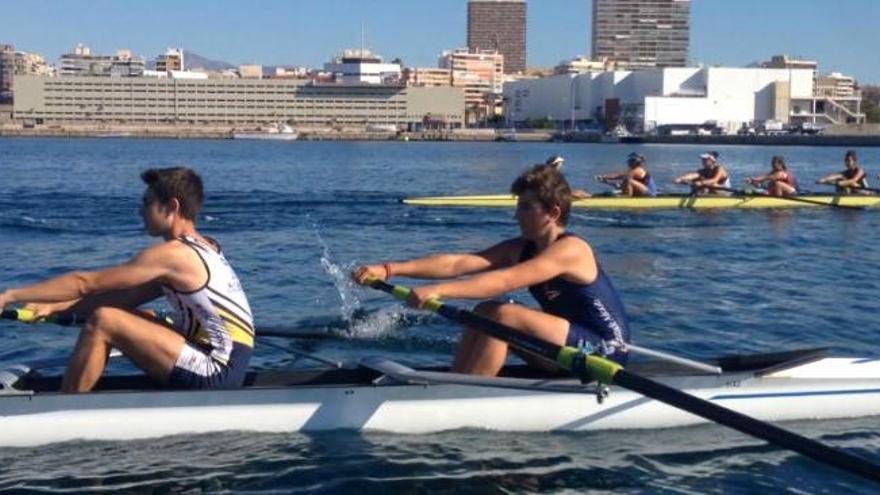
[545, 155, 565, 168]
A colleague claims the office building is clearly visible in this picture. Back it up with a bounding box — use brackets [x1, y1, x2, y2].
[504, 65, 865, 132]
[13, 75, 465, 129]
[467, 0, 526, 73]
[591, 0, 690, 69]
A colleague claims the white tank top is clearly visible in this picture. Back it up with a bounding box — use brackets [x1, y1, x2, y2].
[162, 236, 254, 365]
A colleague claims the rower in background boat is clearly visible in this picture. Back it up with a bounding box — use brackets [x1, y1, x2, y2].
[673, 151, 732, 195]
[816, 150, 870, 194]
[745, 155, 799, 197]
[0, 168, 255, 393]
[593, 152, 657, 197]
[352, 163, 631, 376]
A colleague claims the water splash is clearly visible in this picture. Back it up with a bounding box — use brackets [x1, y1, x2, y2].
[345, 305, 417, 339]
[312, 220, 361, 322]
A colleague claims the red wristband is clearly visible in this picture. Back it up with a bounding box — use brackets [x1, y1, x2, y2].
[383, 262, 393, 279]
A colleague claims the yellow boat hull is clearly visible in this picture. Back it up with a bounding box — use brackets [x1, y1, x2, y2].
[403, 194, 880, 210]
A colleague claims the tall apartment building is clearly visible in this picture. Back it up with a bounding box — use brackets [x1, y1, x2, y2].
[156, 48, 184, 72]
[591, 0, 690, 69]
[0, 44, 14, 102]
[467, 0, 526, 74]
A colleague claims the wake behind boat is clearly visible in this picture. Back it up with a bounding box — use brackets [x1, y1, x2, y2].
[402, 193, 880, 210]
[0, 347, 879, 446]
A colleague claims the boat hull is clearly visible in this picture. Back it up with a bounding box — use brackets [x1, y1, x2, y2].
[402, 194, 880, 209]
[0, 357, 878, 446]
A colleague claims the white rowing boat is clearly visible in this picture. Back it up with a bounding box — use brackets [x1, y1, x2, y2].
[0, 348, 878, 447]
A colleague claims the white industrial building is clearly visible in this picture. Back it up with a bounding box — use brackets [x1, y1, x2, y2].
[324, 49, 401, 85]
[504, 66, 861, 134]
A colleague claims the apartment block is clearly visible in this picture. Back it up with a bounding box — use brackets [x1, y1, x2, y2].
[591, 0, 690, 69]
[467, 0, 526, 73]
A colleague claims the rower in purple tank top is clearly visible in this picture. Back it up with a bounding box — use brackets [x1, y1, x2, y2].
[352, 163, 632, 376]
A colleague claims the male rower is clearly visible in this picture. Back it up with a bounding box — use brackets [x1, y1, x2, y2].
[816, 150, 869, 194]
[594, 152, 657, 197]
[745, 155, 799, 197]
[0, 167, 254, 392]
[673, 151, 732, 195]
[352, 163, 631, 377]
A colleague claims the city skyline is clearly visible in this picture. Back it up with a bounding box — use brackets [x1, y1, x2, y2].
[1, 0, 878, 83]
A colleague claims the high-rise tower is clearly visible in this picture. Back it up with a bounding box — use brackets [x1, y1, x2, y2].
[591, 0, 690, 68]
[467, 0, 526, 73]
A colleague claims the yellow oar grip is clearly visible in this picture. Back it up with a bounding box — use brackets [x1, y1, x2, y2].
[365, 277, 444, 313]
[557, 347, 622, 384]
[12, 308, 39, 323]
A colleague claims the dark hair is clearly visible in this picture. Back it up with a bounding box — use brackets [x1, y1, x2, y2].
[141, 167, 203, 220]
[771, 155, 786, 169]
[510, 164, 572, 226]
[845, 150, 858, 162]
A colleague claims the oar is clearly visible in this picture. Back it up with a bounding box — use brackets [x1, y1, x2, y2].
[711, 186, 864, 210]
[365, 278, 880, 484]
[1, 308, 173, 326]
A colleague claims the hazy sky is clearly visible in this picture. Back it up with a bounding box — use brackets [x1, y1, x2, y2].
[2, 0, 878, 83]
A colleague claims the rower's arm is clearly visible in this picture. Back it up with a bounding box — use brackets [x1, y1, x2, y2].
[384, 239, 521, 279]
[816, 172, 843, 184]
[746, 173, 770, 185]
[0, 244, 178, 307]
[674, 172, 699, 184]
[598, 172, 626, 181]
[413, 237, 592, 302]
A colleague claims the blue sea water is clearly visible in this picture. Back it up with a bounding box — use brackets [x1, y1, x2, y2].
[0, 137, 878, 493]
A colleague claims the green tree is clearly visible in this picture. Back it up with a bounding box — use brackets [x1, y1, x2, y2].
[862, 86, 880, 123]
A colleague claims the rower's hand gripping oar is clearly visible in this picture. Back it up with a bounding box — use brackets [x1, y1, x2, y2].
[364, 278, 880, 484]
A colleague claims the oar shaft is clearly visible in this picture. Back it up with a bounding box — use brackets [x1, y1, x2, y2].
[369, 279, 561, 363]
[615, 369, 880, 482]
[713, 186, 863, 210]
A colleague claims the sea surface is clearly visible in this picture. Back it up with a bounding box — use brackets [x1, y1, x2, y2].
[0, 137, 878, 493]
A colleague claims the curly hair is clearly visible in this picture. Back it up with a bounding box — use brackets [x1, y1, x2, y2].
[510, 164, 572, 226]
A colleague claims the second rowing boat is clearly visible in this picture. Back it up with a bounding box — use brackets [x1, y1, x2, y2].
[402, 194, 880, 209]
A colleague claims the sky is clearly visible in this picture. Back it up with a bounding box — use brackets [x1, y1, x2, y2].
[2, 0, 878, 83]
